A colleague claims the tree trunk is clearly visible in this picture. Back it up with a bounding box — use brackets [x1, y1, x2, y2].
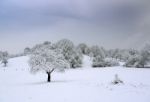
[4, 63, 7, 67]
[46, 69, 54, 82]
[47, 72, 51, 82]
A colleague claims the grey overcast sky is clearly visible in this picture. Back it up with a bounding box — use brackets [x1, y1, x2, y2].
[0, 0, 150, 54]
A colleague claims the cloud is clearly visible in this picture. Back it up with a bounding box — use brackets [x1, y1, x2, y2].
[0, 0, 149, 53]
[0, 0, 147, 34]
[0, 0, 144, 24]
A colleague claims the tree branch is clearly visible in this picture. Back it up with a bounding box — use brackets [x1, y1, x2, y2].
[50, 68, 55, 73]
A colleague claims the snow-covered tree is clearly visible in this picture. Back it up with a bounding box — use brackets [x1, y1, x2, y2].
[31, 41, 55, 54]
[29, 48, 69, 82]
[2, 58, 8, 67]
[70, 49, 83, 68]
[90, 45, 105, 58]
[77, 43, 90, 55]
[128, 49, 139, 56]
[107, 49, 137, 61]
[55, 39, 83, 68]
[43, 41, 51, 45]
[137, 44, 150, 68]
[0, 51, 9, 67]
[24, 47, 31, 55]
[124, 55, 141, 67]
[0, 51, 8, 59]
[92, 55, 106, 67]
[107, 49, 118, 59]
[0, 51, 9, 61]
[31, 44, 43, 53]
[107, 49, 124, 60]
[91, 46, 108, 67]
[120, 50, 131, 61]
[125, 44, 150, 68]
[0, 52, 3, 60]
[56, 39, 74, 50]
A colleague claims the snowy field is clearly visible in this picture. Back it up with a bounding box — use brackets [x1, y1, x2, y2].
[0, 56, 150, 102]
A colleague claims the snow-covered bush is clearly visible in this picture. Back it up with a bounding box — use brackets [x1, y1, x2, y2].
[92, 56, 106, 67]
[104, 58, 120, 67]
[112, 74, 123, 85]
[55, 39, 83, 68]
[124, 55, 140, 67]
[92, 56, 119, 68]
[90, 46, 105, 58]
[125, 44, 150, 68]
[29, 47, 69, 82]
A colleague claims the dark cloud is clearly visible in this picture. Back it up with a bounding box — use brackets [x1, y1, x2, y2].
[0, 0, 144, 26]
[0, 0, 149, 54]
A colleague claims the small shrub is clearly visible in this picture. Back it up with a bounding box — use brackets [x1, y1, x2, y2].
[112, 74, 123, 85]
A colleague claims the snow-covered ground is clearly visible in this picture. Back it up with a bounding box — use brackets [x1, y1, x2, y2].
[0, 56, 150, 102]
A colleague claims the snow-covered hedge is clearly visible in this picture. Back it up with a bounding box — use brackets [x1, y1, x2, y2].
[104, 58, 120, 67]
[92, 58, 106, 67]
[92, 56, 119, 68]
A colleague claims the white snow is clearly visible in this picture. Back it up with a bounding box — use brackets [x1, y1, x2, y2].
[82, 55, 92, 68]
[0, 56, 150, 102]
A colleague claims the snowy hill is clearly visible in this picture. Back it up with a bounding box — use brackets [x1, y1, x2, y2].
[0, 56, 150, 102]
